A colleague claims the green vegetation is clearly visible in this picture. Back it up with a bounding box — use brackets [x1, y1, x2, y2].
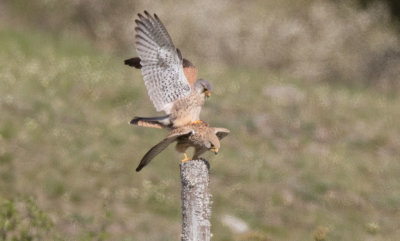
[1, 26, 400, 240]
[0, 196, 54, 241]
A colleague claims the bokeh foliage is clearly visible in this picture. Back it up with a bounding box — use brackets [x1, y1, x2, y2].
[0, 197, 54, 241]
[3, 0, 400, 90]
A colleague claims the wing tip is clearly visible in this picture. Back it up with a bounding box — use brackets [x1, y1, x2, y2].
[176, 48, 182, 61]
[124, 57, 142, 69]
[215, 127, 231, 139]
[130, 117, 139, 125]
[182, 58, 195, 68]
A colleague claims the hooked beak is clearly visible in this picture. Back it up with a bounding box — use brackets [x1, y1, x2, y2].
[205, 90, 211, 98]
[211, 147, 219, 155]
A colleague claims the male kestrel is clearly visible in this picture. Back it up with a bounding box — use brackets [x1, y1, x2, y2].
[135, 122, 230, 172]
[125, 57, 199, 89]
[127, 11, 212, 129]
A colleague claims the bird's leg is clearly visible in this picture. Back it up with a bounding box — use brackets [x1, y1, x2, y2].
[181, 153, 191, 163]
[191, 120, 203, 124]
[191, 120, 208, 126]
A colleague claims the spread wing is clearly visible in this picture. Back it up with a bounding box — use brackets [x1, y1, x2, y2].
[124, 55, 198, 88]
[135, 11, 191, 113]
[214, 128, 230, 140]
[124, 57, 142, 68]
[136, 129, 193, 172]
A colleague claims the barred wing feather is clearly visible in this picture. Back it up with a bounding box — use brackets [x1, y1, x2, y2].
[135, 11, 191, 113]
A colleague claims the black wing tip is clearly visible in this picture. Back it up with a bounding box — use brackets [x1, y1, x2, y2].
[216, 130, 230, 140]
[124, 58, 142, 69]
[130, 117, 139, 125]
[176, 48, 182, 61]
[182, 58, 194, 68]
[144, 11, 153, 19]
[137, 10, 158, 21]
[136, 159, 147, 172]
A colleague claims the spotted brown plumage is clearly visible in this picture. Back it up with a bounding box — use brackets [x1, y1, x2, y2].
[135, 122, 230, 172]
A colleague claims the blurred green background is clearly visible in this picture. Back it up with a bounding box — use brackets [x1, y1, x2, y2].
[1, 0, 400, 240]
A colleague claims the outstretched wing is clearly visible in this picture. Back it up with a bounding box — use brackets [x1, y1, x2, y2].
[214, 128, 230, 140]
[124, 55, 198, 88]
[136, 129, 193, 172]
[135, 11, 191, 113]
[124, 57, 142, 68]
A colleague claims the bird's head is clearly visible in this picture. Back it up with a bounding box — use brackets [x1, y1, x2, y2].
[205, 135, 220, 155]
[194, 79, 213, 98]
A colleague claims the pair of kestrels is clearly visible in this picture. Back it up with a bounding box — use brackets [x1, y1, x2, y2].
[126, 11, 229, 172]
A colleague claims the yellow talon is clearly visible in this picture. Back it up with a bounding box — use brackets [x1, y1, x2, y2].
[191, 120, 209, 126]
[181, 153, 190, 163]
[191, 120, 204, 125]
[211, 147, 219, 155]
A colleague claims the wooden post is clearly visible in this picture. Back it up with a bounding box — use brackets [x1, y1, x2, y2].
[180, 159, 211, 241]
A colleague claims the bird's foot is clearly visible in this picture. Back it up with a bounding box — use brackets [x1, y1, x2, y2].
[191, 120, 203, 124]
[191, 120, 207, 125]
[181, 153, 191, 163]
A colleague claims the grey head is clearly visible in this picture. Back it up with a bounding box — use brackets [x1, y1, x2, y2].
[194, 78, 213, 97]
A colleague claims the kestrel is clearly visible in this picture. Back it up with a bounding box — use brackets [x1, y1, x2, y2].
[125, 57, 199, 89]
[127, 11, 212, 129]
[135, 122, 230, 172]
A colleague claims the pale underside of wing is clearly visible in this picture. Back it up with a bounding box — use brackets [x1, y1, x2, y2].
[191, 127, 230, 158]
[136, 129, 194, 172]
[135, 11, 191, 113]
[214, 128, 230, 140]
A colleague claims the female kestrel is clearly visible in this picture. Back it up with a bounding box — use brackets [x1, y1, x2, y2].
[135, 122, 230, 172]
[128, 11, 212, 129]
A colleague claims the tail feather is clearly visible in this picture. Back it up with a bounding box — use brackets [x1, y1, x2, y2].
[131, 119, 165, 129]
[130, 115, 171, 129]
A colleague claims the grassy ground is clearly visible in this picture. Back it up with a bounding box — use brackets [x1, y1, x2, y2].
[1, 28, 400, 241]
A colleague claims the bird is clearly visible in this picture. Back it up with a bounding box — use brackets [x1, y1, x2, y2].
[127, 11, 212, 129]
[135, 122, 230, 172]
[125, 57, 199, 89]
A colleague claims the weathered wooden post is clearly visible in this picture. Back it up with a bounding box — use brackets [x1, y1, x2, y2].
[180, 159, 211, 241]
